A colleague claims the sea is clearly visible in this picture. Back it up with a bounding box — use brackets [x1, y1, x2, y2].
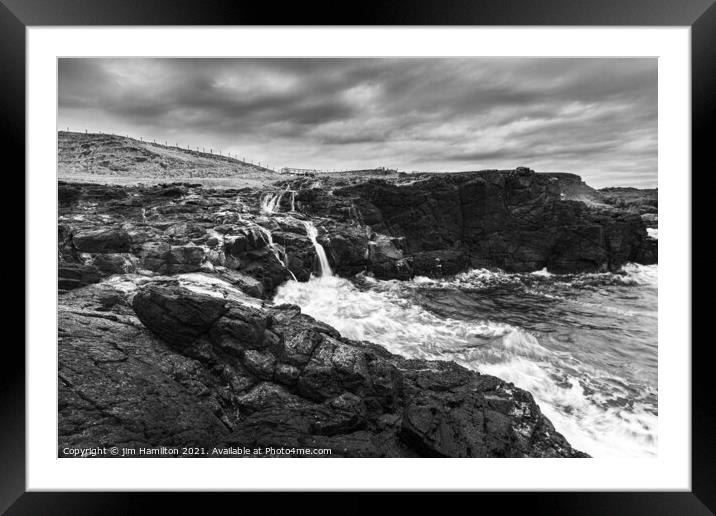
[273, 255, 658, 458]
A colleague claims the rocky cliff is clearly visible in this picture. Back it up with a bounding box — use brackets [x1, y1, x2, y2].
[293, 168, 657, 277]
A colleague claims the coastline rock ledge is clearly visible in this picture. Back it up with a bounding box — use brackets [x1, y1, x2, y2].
[58, 283, 589, 458]
[298, 168, 657, 278]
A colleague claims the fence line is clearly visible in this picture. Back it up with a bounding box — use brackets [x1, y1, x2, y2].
[62, 128, 279, 173]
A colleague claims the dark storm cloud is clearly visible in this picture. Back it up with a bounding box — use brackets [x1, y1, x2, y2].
[58, 57, 657, 187]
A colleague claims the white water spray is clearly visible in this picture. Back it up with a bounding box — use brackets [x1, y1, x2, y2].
[302, 220, 333, 277]
[274, 264, 659, 458]
[260, 193, 280, 214]
[260, 188, 289, 214]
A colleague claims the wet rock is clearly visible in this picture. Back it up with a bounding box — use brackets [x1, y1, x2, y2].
[92, 253, 138, 274]
[139, 244, 207, 275]
[60, 283, 588, 458]
[164, 222, 207, 241]
[132, 285, 228, 349]
[58, 263, 101, 291]
[242, 349, 276, 379]
[305, 169, 658, 275]
[58, 183, 83, 206]
[214, 268, 265, 298]
[73, 228, 132, 253]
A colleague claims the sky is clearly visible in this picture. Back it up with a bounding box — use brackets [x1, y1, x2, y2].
[58, 58, 657, 188]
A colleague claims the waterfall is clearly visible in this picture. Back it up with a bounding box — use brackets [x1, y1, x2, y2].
[260, 193, 279, 214]
[255, 225, 297, 281]
[260, 187, 289, 214]
[302, 220, 333, 277]
[290, 191, 296, 212]
[235, 195, 244, 221]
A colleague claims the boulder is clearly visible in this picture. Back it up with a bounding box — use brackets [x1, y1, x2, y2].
[132, 284, 228, 349]
[138, 243, 207, 275]
[92, 253, 138, 274]
[73, 228, 132, 253]
[58, 263, 100, 291]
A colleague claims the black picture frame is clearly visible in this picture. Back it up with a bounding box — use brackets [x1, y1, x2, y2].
[5, 0, 713, 514]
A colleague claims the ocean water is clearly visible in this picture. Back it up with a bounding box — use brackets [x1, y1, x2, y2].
[273, 262, 658, 458]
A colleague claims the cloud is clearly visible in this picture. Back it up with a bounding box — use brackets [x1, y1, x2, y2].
[58, 57, 657, 187]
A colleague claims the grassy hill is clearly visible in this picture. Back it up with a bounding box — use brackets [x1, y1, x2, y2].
[58, 131, 281, 186]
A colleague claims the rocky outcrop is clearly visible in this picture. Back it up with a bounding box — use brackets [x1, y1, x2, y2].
[58, 282, 587, 458]
[58, 263, 101, 292]
[599, 187, 658, 230]
[57, 170, 657, 297]
[294, 168, 657, 276]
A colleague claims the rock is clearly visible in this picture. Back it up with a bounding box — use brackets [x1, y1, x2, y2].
[599, 187, 658, 215]
[214, 268, 265, 298]
[73, 228, 132, 253]
[242, 349, 276, 379]
[296, 336, 371, 401]
[58, 263, 100, 291]
[164, 222, 207, 241]
[58, 283, 588, 458]
[208, 305, 269, 355]
[55, 177, 650, 458]
[138, 243, 207, 274]
[132, 285, 228, 350]
[58, 293, 230, 454]
[92, 253, 138, 274]
[397, 361, 580, 457]
[305, 169, 657, 275]
[58, 183, 83, 206]
[641, 213, 658, 228]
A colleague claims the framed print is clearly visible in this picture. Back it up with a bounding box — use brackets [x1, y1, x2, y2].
[5, 0, 714, 513]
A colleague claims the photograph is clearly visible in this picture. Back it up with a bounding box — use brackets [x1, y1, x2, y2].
[56, 57, 659, 459]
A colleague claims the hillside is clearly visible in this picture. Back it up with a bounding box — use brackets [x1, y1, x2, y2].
[58, 131, 279, 184]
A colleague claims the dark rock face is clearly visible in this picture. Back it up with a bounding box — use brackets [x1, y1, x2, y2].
[92, 253, 138, 274]
[132, 285, 229, 349]
[58, 263, 101, 291]
[295, 169, 656, 276]
[73, 228, 132, 253]
[57, 283, 587, 457]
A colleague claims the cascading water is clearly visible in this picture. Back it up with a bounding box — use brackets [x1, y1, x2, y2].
[302, 220, 333, 277]
[260, 187, 289, 214]
[290, 191, 296, 212]
[260, 193, 280, 214]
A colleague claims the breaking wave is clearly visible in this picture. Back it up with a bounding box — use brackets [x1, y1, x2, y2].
[274, 264, 658, 458]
